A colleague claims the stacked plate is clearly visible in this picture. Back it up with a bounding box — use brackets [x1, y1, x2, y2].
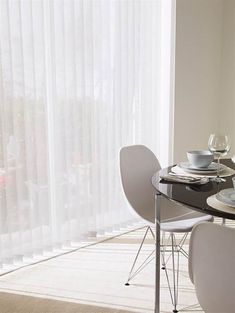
[178, 161, 223, 175]
[216, 189, 235, 207]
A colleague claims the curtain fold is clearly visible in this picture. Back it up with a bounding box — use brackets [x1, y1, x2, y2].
[0, 0, 173, 271]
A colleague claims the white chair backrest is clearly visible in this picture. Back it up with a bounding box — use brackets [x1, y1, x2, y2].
[119, 145, 194, 223]
[189, 222, 235, 313]
[120, 145, 160, 223]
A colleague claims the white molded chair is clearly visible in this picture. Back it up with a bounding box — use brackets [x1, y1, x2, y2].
[120, 145, 213, 313]
[189, 222, 235, 313]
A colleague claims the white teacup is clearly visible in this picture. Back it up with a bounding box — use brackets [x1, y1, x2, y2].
[187, 150, 214, 168]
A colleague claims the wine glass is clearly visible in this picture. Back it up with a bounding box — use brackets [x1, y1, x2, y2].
[208, 134, 231, 182]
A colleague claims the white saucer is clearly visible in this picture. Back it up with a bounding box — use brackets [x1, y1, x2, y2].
[178, 161, 222, 174]
[216, 188, 235, 207]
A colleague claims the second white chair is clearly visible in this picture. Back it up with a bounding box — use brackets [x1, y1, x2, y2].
[189, 222, 235, 313]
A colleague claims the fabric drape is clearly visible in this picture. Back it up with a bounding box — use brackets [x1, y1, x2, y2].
[0, 0, 173, 270]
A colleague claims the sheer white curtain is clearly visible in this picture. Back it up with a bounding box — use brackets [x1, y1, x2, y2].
[0, 0, 174, 270]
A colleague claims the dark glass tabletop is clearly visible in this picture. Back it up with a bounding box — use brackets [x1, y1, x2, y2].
[152, 159, 235, 220]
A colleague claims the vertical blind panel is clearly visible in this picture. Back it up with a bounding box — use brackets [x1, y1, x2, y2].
[0, 0, 173, 268]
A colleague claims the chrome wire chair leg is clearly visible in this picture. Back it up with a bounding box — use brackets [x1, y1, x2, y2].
[177, 233, 189, 258]
[161, 232, 188, 270]
[125, 225, 155, 285]
[171, 233, 179, 313]
[126, 227, 188, 313]
[164, 233, 180, 313]
[161, 231, 166, 270]
[161, 233, 174, 268]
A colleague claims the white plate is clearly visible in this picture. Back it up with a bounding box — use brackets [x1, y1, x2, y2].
[216, 188, 235, 207]
[178, 161, 222, 174]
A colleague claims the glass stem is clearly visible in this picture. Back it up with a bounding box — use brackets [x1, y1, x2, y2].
[217, 157, 220, 178]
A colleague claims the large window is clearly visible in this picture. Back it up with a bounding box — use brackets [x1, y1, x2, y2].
[0, 0, 174, 271]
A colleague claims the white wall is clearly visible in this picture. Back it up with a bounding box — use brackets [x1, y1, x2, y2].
[219, 0, 235, 154]
[174, 0, 235, 163]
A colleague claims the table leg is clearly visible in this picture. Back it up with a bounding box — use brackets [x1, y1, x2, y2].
[154, 193, 161, 313]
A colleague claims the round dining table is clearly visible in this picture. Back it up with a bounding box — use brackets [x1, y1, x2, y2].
[151, 158, 235, 313]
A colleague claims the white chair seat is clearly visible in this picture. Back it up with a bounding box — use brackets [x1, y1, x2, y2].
[162, 213, 213, 233]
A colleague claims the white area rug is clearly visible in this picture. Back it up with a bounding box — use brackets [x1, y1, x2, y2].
[0, 225, 207, 313]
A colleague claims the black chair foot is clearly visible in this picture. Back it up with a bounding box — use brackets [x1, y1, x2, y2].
[161, 266, 165, 270]
[125, 282, 130, 286]
[173, 310, 178, 313]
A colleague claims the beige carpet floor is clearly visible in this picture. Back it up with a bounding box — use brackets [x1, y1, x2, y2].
[0, 292, 136, 313]
[0, 220, 230, 313]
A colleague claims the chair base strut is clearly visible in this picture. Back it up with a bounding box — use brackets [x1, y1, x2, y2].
[125, 226, 189, 313]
